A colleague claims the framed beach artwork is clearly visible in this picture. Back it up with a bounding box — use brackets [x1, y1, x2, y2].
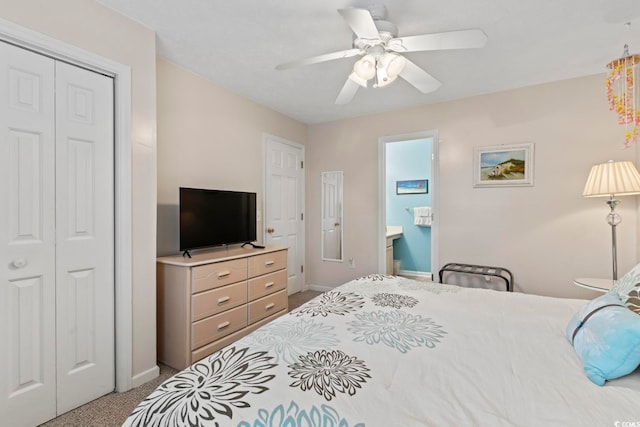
[396, 179, 428, 194]
[473, 142, 534, 188]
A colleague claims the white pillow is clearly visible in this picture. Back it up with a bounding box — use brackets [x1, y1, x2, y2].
[626, 284, 640, 315]
[610, 262, 640, 300]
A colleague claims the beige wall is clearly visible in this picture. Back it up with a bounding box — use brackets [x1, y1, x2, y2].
[307, 74, 638, 298]
[0, 0, 158, 381]
[156, 58, 307, 256]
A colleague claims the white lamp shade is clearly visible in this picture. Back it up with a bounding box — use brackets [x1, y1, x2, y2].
[583, 160, 640, 197]
[382, 52, 406, 78]
[353, 55, 376, 81]
[374, 53, 404, 88]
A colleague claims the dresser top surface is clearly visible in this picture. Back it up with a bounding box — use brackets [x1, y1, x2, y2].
[157, 245, 287, 267]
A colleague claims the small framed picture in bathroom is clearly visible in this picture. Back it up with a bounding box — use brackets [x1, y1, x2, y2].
[396, 179, 428, 195]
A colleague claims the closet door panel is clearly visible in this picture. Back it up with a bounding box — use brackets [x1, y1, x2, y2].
[55, 61, 115, 414]
[0, 41, 56, 427]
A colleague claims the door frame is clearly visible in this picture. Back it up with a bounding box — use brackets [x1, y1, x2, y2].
[262, 133, 306, 293]
[0, 18, 133, 392]
[378, 130, 440, 277]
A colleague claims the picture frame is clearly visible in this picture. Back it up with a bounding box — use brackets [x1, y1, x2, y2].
[473, 142, 534, 188]
[396, 179, 428, 195]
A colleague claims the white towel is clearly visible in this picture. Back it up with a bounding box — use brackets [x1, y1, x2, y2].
[413, 206, 432, 227]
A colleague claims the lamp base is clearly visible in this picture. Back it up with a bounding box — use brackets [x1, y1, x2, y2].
[606, 196, 620, 280]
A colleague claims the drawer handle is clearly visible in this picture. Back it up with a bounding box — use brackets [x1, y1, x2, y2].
[217, 271, 231, 278]
[265, 303, 275, 310]
[217, 321, 230, 330]
[217, 296, 230, 304]
[265, 261, 275, 267]
[264, 282, 275, 289]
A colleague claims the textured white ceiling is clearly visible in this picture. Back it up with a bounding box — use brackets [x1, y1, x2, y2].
[98, 0, 640, 124]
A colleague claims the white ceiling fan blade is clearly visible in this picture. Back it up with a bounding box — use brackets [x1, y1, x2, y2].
[276, 48, 361, 70]
[399, 59, 441, 94]
[335, 78, 360, 105]
[389, 29, 487, 53]
[338, 8, 381, 42]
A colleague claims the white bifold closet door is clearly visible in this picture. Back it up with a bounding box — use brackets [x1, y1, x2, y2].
[0, 41, 114, 427]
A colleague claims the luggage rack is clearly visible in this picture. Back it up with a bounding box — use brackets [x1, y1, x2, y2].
[438, 263, 513, 292]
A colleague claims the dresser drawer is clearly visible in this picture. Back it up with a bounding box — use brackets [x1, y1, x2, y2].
[192, 258, 247, 294]
[248, 250, 287, 278]
[248, 289, 287, 324]
[248, 269, 287, 301]
[192, 305, 247, 350]
[192, 281, 248, 322]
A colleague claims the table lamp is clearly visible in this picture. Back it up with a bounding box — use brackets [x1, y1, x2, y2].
[583, 160, 640, 280]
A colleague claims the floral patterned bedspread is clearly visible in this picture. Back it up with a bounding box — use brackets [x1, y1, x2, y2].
[122, 275, 640, 427]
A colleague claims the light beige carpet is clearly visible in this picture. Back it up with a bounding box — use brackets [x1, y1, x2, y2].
[38, 290, 322, 426]
[39, 364, 178, 427]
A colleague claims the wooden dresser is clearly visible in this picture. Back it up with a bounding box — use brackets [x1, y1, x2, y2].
[157, 245, 288, 370]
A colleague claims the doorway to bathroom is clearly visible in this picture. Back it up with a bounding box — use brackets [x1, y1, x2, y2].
[378, 131, 439, 280]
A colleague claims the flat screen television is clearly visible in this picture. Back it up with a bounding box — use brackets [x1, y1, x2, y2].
[180, 187, 257, 253]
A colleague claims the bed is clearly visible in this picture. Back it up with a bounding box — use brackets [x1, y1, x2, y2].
[122, 274, 640, 427]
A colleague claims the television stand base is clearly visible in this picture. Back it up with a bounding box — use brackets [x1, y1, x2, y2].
[242, 242, 265, 249]
[182, 250, 192, 258]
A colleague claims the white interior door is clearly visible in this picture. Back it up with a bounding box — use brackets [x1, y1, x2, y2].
[54, 61, 115, 414]
[0, 41, 115, 426]
[264, 135, 304, 295]
[0, 40, 57, 427]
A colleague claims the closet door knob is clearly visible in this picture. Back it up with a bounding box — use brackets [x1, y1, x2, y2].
[12, 258, 27, 269]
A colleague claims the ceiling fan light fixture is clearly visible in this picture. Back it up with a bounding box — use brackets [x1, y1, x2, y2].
[373, 52, 405, 88]
[383, 52, 406, 78]
[277, 6, 487, 104]
[353, 54, 376, 81]
[374, 68, 397, 88]
[374, 75, 398, 88]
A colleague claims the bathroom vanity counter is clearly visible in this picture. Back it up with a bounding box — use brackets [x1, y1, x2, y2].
[386, 226, 403, 274]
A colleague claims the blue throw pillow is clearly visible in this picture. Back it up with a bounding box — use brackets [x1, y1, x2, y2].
[566, 293, 640, 386]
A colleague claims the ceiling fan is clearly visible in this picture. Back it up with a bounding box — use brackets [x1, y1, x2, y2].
[276, 5, 487, 104]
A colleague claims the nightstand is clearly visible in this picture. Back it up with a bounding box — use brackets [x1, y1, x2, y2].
[573, 278, 615, 293]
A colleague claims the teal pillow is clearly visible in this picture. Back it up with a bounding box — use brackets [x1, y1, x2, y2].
[566, 293, 640, 386]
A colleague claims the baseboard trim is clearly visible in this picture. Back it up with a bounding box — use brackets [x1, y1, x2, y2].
[307, 284, 332, 292]
[131, 364, 160, 388]
[398, 270, 433, 281]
